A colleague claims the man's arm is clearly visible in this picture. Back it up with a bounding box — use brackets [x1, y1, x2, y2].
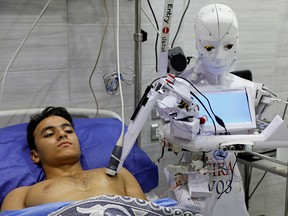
[119, 168, 147, 200]
[1, 187, 29, 211]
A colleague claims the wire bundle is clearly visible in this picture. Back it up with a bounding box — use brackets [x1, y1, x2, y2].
[103, 68, 135, 95]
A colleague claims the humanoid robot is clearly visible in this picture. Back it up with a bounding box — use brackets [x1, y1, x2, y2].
[158, 3, 278, 216]
[106, 3, 288, 216]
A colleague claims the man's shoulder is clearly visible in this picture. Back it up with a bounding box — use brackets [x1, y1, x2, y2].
[2, 186, 31, 210]
[8, 185, 31, 194]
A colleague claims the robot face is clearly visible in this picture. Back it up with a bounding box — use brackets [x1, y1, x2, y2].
[197, 36, 238, 74]
[195, 4, 239, 75]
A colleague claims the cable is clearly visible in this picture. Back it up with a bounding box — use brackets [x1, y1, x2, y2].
[282, 96, 288, 120]
[0, 0, 54, 105]
[189, 91, 217, 135]
[147, 0, 159, 72]
[151, 75, 217, 134]
[171, 0, 191, 48]
[156, 100, 214, 136]
[105, 0, 126, 176]
[88, 0, 109, 117]
[168, 76, 217, 134]
[248, 170, 267, 200]
[217, 152, 237, 199]
[178, 76, 229, 134]
[151, 75, 226, 136]
[141, 7, 161, 37]
[103, 72, 120, 95]
[115, 0, 125, 140]
[103, 67, 135, 95]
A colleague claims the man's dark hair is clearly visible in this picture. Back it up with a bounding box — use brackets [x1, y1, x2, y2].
[27, 106, 74, 151]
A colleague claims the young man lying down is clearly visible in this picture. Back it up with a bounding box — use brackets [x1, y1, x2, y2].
[1, 107, 146, 211]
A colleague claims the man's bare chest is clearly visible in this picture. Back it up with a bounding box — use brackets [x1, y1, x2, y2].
[44, 171, 98, 192]
[25, 169, 126, 207]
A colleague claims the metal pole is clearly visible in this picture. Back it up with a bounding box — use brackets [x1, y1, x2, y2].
[285, 166, 288, 216]
[134, 0, 142, 146]
[244, 164, 250, 210]
[248, 151, 288, 166]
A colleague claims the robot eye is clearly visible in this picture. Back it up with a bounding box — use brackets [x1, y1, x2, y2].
[204, 45, 214, 52]
[224, 44, 234, 50]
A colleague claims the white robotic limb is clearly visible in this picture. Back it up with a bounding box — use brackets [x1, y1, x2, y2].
[105, 84, 160, 176]
[106, 74, 202, 176]
[254, 83, 288, 119]
[163, 114, 288, 152]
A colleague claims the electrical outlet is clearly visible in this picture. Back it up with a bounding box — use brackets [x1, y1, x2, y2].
[151, 123, 160, 141]
[151, 107, 160, 120]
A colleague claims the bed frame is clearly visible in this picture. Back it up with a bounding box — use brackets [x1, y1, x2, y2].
[0, 108, 121, 128]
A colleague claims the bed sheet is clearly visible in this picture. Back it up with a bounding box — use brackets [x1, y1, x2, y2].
[0, 195, 203, 216]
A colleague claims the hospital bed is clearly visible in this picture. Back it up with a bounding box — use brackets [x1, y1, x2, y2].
[0, 108, 203, 215]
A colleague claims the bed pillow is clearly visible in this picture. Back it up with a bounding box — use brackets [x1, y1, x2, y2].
[0, 118, 158, 207]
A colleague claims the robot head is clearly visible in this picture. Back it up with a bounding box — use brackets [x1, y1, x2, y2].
[195, 4, 239, 75]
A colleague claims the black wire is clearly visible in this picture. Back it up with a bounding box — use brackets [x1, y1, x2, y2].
[157, 145, 165, 163]
[150, 75, 218, 134]
[156, 100, 214, 136]
[171, 0, 191, 48]
[181, 77, 229, 134]
[217, 152, 237, 199]
[282, 96, 288, 120]
[177, 76, 221, 134]
[181, 78, 217, 117]
[150, 75, 229, 135]
[151, 76, 162, 86]
[248, 170, 267, 200]
[189, 91, 217, 135]
[147, 0, 159, 72]
[248, 165, 252, 190]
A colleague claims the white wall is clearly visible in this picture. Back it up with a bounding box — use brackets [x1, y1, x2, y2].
[0, 1, 287, 215]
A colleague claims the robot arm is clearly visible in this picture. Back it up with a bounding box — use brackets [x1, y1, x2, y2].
[231, 73, 288, 120]
[106, 84, 161, 176]
[254, 83, 288, 119]
[106, 74, 201, 176]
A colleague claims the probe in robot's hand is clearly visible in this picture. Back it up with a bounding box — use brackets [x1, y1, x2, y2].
[106, 145, 122, 176]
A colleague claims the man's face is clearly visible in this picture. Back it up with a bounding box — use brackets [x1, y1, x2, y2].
[31, 116, 81, 167]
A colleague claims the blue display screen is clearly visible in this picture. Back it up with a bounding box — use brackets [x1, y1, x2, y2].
[196, 89, 253, 130]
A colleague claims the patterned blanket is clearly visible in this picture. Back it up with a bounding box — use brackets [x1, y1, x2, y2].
[49, 195, 203, 216]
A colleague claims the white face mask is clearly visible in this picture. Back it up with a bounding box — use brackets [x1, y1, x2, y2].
[195, 4, 239, 75]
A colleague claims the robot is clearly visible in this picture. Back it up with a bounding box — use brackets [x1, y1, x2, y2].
[160, 3, 287, 151]
[106, 3, 288, 216]
[159, 4, 288, 215]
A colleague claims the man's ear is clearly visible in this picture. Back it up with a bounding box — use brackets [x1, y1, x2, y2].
[30, 150, 40, 164]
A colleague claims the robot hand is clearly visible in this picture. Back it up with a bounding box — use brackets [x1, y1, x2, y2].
[255, 84, 288, 119]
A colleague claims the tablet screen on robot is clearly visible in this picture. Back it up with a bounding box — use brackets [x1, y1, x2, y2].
[197, 87, 256, 133]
